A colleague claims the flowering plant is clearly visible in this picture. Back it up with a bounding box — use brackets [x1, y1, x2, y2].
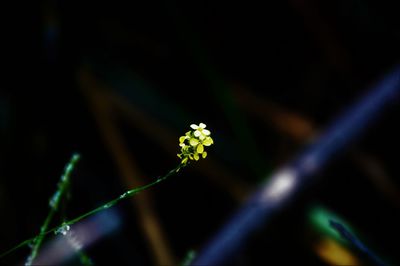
[178, 123, 214, 165]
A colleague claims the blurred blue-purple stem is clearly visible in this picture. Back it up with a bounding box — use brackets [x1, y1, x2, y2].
[192, 65, 400, 265]
[329, 220, 385, 265]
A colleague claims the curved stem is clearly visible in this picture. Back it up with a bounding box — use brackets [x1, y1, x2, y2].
[0, 163, 183, 260]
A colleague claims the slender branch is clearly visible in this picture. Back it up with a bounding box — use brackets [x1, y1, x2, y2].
[0, 163, 183, 260]
[63, 164, 182, 227]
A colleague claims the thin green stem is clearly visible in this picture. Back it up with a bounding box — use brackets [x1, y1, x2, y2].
[63, 164, 182, 227]
[25, 153, 81, 266]
[0, 163, 183, 260]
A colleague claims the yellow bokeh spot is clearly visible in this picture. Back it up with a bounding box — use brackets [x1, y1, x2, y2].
[314, 237, 360, 265]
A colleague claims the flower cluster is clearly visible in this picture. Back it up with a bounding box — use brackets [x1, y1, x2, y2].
[178, 123, 214, 165]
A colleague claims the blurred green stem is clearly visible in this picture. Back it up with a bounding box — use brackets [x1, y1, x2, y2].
[25, 153, 80, 266]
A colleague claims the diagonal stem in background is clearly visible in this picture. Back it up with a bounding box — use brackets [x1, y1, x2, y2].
[234, 85, 400, 206]
[192, 65, 400, 265]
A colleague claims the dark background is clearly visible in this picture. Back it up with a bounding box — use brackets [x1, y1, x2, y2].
[1, 0, 400, 265]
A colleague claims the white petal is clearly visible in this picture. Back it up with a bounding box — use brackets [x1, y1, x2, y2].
[202, 129, 210, 136]
[190, 124, 199, 129]
[199, 123, 206, 128]
[194, 130, 201, 137]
